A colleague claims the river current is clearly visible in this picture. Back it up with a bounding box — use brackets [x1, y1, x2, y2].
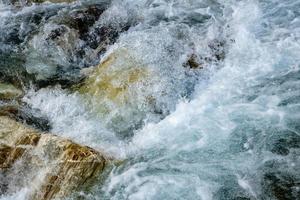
[0, 0, 300, 199]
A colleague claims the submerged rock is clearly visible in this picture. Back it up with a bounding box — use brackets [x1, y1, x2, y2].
[6, 0, 75, 6]
[0, 116, 110, 199]
[259, 160, 300, 200]
[64, 4, 106, 37]
[23, 2, 130, 86]
[78, 48, 151, 137]
[266, 129, 300, 156]
[77, 46, 209, 136]
[262, 172, 298, 200]
[79, 48, 148, 104]
[183, 39, 227, 69]
[0, 82, 50, 131]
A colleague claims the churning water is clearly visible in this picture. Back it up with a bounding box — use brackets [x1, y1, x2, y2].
[0, 0, 300, 199]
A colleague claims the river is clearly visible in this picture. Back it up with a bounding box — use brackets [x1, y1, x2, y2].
[0, 0, 299, 199]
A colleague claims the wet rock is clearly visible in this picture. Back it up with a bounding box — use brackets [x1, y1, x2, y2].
[183, 54, 202, 69]
[0, 83, 21, 124]
[213, 175, 255, 200]
[60, 3, 130, 64]
[77, 47, 181, 137]
[1, 1, 133, 88]
[208, 39, 226, 61]
[183, 39, 227, 70]
[77, 46, 197, 136]
[262, 172, 300, 200]
[260, 160, 300, 200]
[77, 48, 151, 137]
[0, 8, 58, 46]
[0, 92, 51, 132]
[0, 83, 23, 100]
[15, 104, 51, 131]
[65, 5, 106, 37]
[6, 0, 76, 6]
[0, 82, 50, 132]
[0, 102, 19, 117]
[78, 49, 148, 103]
[82, 24, 132, 58]
[214, 185, 253, 200]
[32, 136, 107, 200]
[266, 130, 300, 156]
[0, 116, 110, 199]
[183, 12, 212, 26]
[0, 52, 30, 87]
[0, 83, 50, 131]
[22, 2, 131, 86]
[46, 26, 68, 41]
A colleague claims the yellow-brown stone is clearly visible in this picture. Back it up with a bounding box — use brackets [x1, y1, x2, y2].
[0, 116, 110, 200]
[76, 48, 155, 134]
[76, 48, 162, 135]
[79, 48, 148, 105]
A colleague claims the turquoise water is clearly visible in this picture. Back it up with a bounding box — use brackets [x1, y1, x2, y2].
[1, 0, 300, 199]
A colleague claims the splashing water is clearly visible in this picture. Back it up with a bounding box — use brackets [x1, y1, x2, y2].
[1, 0, 300, 199]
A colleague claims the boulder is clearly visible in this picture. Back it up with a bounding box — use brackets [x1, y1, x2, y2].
[79, 48, 148, 104]
[0, 116, 110, 200]
[77, 48, 154, 136]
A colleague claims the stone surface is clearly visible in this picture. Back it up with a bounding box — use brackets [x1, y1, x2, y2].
[0, 103, 19, 117]
[79, 48, 148, 104]
[0, 83, 49, 131]
[0, 83, 23, 100]
[0, 116, 110, 200]
[77, 48, 153, 136]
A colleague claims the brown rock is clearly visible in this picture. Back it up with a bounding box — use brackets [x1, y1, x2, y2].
[0, 103, 19, 117]
[0, 116, 110, 200]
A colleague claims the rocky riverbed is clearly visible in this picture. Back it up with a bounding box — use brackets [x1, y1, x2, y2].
[1, 0, 300, 199]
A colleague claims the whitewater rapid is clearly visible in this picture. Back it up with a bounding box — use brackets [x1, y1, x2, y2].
[93, 1, 300, 199]
[1, 0, 300, 199]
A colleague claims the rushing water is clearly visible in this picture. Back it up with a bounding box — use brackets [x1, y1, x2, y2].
[1, 0, 300, 199]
